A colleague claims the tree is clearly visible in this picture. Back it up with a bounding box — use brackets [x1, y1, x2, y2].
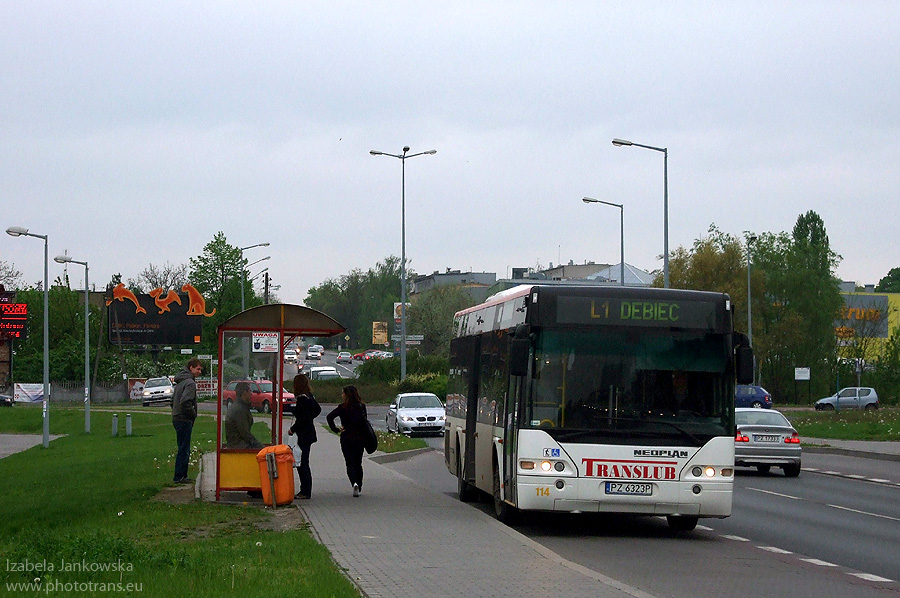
[408, 284, 477, 356]
[126, 261, 188, 294]
[305, 257, 402, 350]
[876, 267, 900, 293]
[0, 260, 23, 288]
[188, 232, 264, 354]
[753, 211, 843, 401]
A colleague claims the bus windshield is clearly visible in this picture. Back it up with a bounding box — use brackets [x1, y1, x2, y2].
[524, 328, 732, 445]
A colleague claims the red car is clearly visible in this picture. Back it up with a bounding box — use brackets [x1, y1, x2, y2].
[221, 379, 295, 414]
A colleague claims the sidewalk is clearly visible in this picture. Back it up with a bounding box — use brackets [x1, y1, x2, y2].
[200, 427, 653, 598]
[803, 437, 900, 461]
[197, 427, 900, 598]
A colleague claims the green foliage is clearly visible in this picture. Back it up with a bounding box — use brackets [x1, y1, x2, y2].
[396, 372, 447, 397]
[355, 351, 448, 385]
[0, 408, 359, 598]
[788, 408, 900, 441]
[305, 257, 401, 351]
[407, 284, 477, 356]
[375, 430, 428, 453]
[876, 267, 900, 293]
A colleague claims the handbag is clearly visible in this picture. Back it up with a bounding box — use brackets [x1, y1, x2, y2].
[363, 418, 378, 454]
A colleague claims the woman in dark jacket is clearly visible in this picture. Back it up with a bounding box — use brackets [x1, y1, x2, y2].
[326, 385, 368, 497]
[288, 374, 321, 499]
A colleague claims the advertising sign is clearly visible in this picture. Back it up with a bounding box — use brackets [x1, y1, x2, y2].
[0, 302, 28, 340]
[372, 321, 388, 345]
[13, 383, 44, 403]
[252, 332, 279, 353]
[107, 284, 211, 346]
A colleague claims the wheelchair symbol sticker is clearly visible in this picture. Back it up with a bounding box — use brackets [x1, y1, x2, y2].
[543, 448, 560, 458]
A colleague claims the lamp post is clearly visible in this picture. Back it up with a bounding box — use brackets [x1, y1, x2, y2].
[582, 197, 625, 286]
[6, 226, 50, 448]
[370, 146, 437, 381]
[54, 254, 91, 433]
[746, 234, 757, 383]
[238, 243, 269, 312]
[612, 138, 669, 288]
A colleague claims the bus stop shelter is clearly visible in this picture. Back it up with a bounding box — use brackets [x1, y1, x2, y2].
[214, 303, 344, 500]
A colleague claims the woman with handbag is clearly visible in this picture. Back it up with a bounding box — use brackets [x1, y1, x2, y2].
[288, 374, 321, 500]
[326, 385, 369, 497]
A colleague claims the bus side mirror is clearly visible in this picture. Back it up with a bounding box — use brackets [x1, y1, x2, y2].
[509, 338, 530, 377]
[736, 346, 754, 384]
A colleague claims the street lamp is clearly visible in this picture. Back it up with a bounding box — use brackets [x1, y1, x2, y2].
[582, 197, 625, 286]
[746, 234, 757, 383]
[612, 138, 669, 288]
[238, 243, 269, 312]
[54, 254, 91, 433]
[6, 226, 50, 448]
[370, 146, 437, 381]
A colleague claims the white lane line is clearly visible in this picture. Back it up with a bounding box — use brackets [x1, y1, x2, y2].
[821, 470, 841, 475]
[748, 487, 802, 500]
[758, 546, 793, 554]
[826, 503, 900, 523]
[848, 572, 895, 583]
[802, 558, 838, 567]
[722, 535, 750, 542]
[696, 525, 714, 531]
[869, 478, 892, 483]
[845, 474, 866, 479]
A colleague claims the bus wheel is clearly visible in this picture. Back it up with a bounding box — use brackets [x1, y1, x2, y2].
[457, 452, 476, 502]
[666, 515, 698, 532]
[493, 467, 519, 524]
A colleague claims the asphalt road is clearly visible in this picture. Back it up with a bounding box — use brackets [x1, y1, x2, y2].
[381, 445, 900, 597]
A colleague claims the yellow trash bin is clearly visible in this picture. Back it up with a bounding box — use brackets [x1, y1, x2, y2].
[256, 445, 295, 506]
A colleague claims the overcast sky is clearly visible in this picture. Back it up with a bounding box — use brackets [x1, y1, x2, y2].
[3, 2, 898, 306]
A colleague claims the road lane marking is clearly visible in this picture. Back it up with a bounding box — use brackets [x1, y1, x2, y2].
[826, 503, 900, 523]
[759, 546, 793, 554]
[801, 558, 838, 567]
[848, 573, 894, 582]
[722, 535, 750, 541]
[748, 487, 802, 500]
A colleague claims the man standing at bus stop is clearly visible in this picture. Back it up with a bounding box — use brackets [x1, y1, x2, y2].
[172, 358, 202, 484]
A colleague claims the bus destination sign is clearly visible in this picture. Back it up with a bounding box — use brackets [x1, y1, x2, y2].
[556, 296, 718, 330]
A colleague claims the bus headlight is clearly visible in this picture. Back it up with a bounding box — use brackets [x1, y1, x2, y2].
[704, 466, 716, 478]
[540, 461, 553, 472]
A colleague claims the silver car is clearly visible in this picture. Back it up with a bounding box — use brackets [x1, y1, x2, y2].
[734, 408, 801, 477]
[141, 377, 175, 406]
[815, 387, 879, 410]
[386, 392, 445, 436]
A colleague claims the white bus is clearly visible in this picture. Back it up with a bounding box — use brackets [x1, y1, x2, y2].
[444, 285, 753, 531]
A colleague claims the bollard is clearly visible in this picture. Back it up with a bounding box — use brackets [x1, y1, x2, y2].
[112, 413, 118, 437]
[126, 413, 132, 436]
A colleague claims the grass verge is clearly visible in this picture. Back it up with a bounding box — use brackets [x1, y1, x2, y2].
[788, 408, 900, 441]
[0, 407, 359, 598]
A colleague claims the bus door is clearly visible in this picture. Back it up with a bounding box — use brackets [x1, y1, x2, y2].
[503, 375, 522, 506]
[450, 335, 480, 486]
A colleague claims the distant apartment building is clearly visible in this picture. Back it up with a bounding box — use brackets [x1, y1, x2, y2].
[411, 269, 497, 303]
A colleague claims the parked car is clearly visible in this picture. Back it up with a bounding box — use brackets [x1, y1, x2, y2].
[221, 379, 295, 414]
[308, 366, 340, 381]
[734, 408, 801, 477]
[386, 392, 445, 436]
[0, 393, 13, 407]
[815, 387, 879, 411]
[734, 384, 772, 409]
[336, 351, 353, 364]
[141, 377, 175, 406]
